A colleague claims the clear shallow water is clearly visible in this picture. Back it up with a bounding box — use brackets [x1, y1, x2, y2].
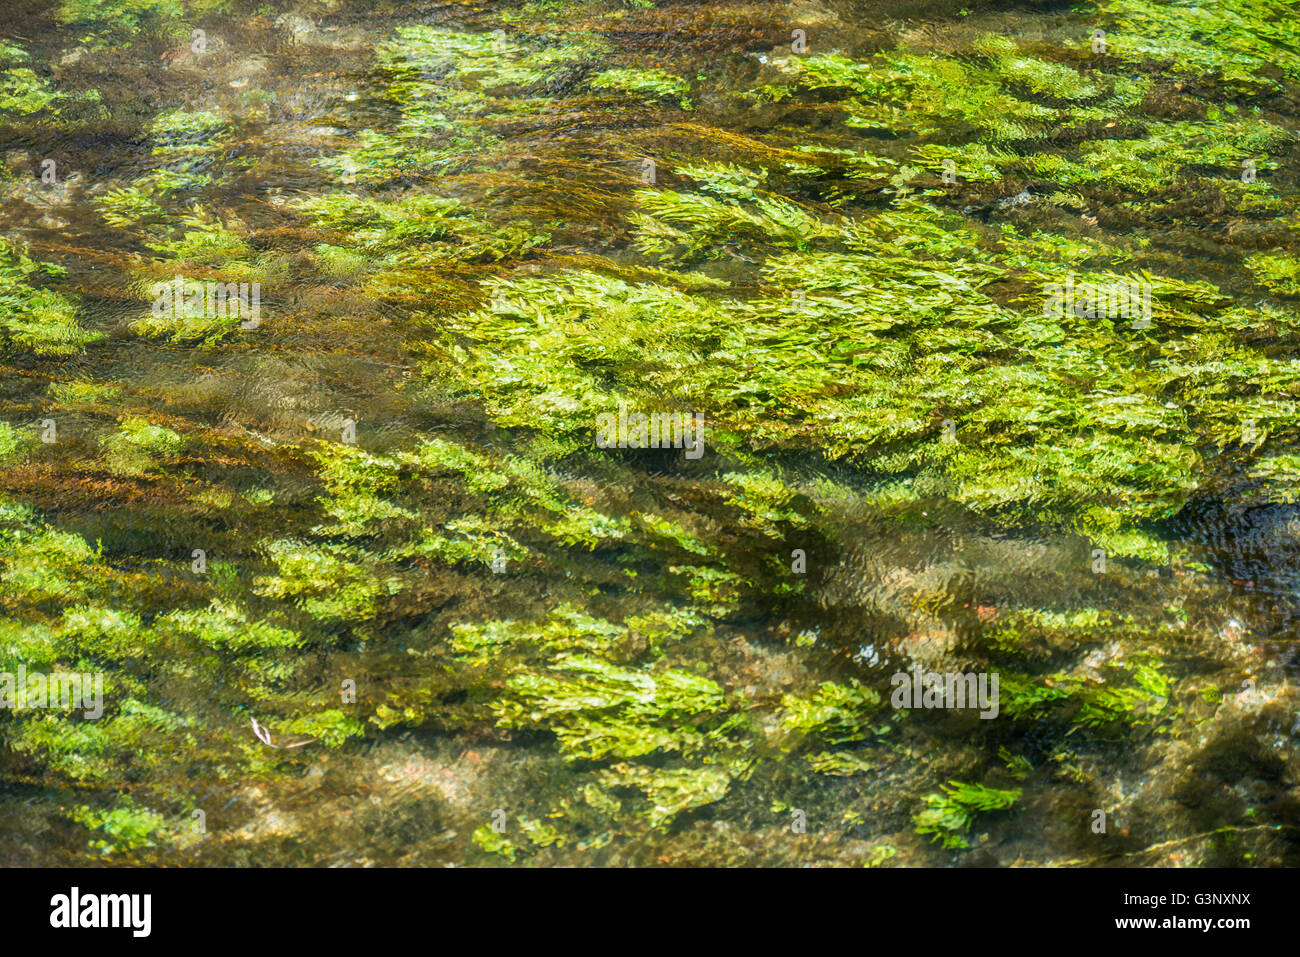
[1, 0, 1299, 866]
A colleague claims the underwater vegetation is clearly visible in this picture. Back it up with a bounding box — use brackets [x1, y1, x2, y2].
[0, 0, 1299, 867]
[0, 239, 100, 356]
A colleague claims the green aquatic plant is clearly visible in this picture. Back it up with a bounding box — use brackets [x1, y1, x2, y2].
[0, 40, 104, 117]
[47, 379, 118, 405]
[996, 654, 1178, 734]
[1021, 117, 1290, 194]
[433, 190, 1296, 550]
[253, 539, 399, 624]
[0, 239, 100, 357]
[596, 763, 731, 829]
[125, 208, 273, 342]
[98, 418, 184, 477]
[914, 781, 1022, 850]
[786, 26, 1291, 218]
[147, 107, 224, 136]
[292, 191, 549, 292]
[779, 681, 882, 746]
[910, 142, 1011, 183]
[94, 185, 169, 229]
[0, 66, 61, 115]
[631, 188, 833, 261]
[591, 68, 691, 109]
[0, 422, 23, 463]
[805, 751, 875, 776]
[4, 0, 1299, 868]
[674, 162, 767, 200]
[793, 49, 1058, 141]
[0, 500, 100, 603]
[1093, 0, 1300, 93]
[986, 607, 1127, 653]
[279, 709, 364, 749]
[996, 673, 1076, 720]
[55, 0, 229, 32]
[491, 654, 733, 761]
[975, 35, 1099, 101]
[1249, 455, 1300, 505]
[1248, 251, 1300, 296]
[1072, 655, 1177, 731]
[472, 824, 520, 861]
[147, 108, 231, 162]
[309, 437, 629, 556]
[144, 210, 252, 267]
[998, 747, 1033, 781]
[70, 799, 174, 856]
[381, 24, 600, 91]
[158, 601, 301, 654]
